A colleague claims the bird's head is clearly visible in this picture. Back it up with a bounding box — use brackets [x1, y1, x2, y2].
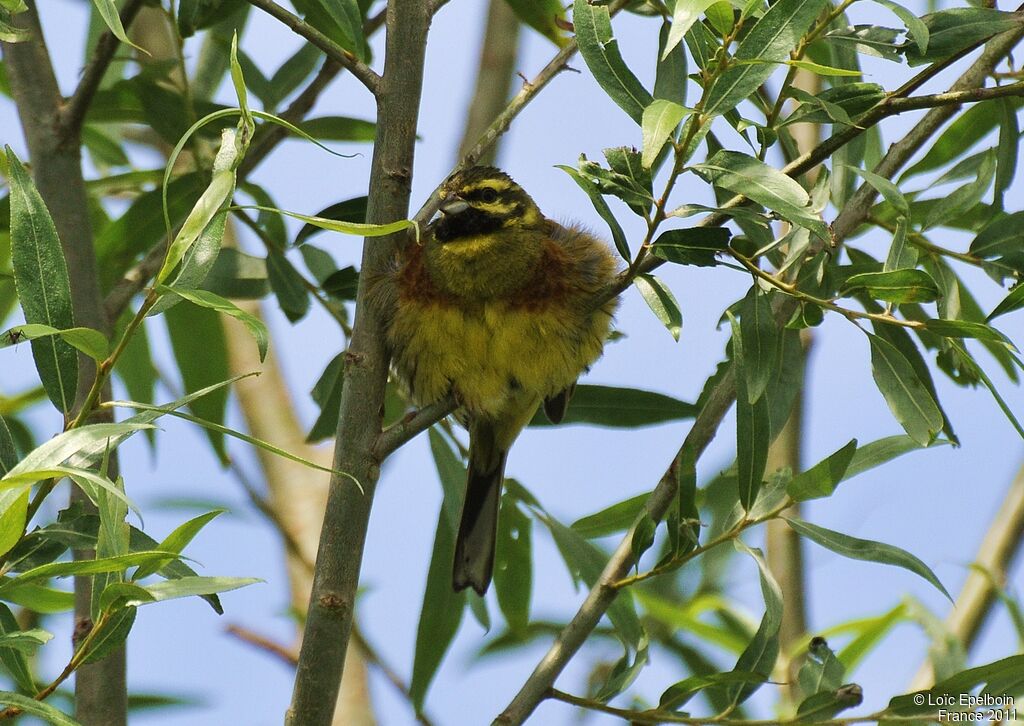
[432, 167, 544, 244]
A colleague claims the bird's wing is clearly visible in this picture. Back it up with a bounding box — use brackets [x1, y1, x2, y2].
[543, 382, 576, 424]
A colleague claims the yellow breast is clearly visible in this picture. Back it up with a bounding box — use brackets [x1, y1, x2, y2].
[389, 299, 612, 419]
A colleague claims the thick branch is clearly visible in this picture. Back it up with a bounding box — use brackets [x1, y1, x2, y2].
[60, 0, 145, 136]
[244, 0, 381, 94]
[285, 1, 432, 724]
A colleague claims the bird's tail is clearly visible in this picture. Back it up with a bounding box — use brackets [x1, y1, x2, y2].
[453, 423, 507, 595]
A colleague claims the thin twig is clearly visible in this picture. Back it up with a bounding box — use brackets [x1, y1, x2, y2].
[60, 0, 146, 136]
[226, 624, 299, 666]
[244, 0, 381, 94]
[373, 395, 457, 460]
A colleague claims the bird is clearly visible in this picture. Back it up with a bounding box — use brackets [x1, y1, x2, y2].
[371, 166, 620, 595]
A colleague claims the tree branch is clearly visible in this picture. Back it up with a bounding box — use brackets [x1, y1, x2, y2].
[59, 0, 145, 136]
[285, 1, 432, 724]
[244, 0, 381, 95]
[495, 23, 1024, 726]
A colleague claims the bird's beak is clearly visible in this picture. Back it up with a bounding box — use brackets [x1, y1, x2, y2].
[439, 194, 469, 216]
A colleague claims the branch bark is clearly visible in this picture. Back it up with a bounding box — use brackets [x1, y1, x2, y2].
[286, 2, 432, 724]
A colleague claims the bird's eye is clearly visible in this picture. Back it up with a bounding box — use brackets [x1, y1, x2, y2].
[480, 188, 498, 203]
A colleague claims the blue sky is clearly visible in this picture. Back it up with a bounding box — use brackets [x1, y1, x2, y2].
[1, 1, 1023, 724]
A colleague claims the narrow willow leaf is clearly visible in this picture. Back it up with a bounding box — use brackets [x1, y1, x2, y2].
[883, 218, 916, 272]
[903, 101, 1022, 180]
[798, 637, 846, 696]
[0, 551, 179, 592]
[572, 0, 653, 123]
[634, 274, 682, 341]
[650, 227, 731, 267]
[728, 542, 782, 705]
[266, 251, 311, 323]
[731, 314, 769, 511]
[90, 0, 145, 52]
[494, 495, 532, 633]
[571, 493, 649, 539]
[871, 0, 929, 53]
[947, 340, 1024, 440]
[842, 435, 940, 482]
[528, 385, 695, 427]
[159, 285, 268, 362]
[786, 518, 951, 600]
[888, 655, 1024, 715]
[228, 33, 252, 131]
[411, 431, 467, 711]
[904, 8, 1023, 66]
[0, 692, 78, 726]
[133, 510, 225, 581]
[740, 287, 778, 404]
[796, 685, 863, 722]
[557, 166, 629, 259]
[236, 204, 415, 239]
[922, 149, 995, 230]
[784, 59, 862, 76]
[693, 151, 829, 241]
[787, 439, 857, 502]
[703, 0, 829, 116]
[4, 423, 153, 479]
[994, 98, 1019, 210]
[0, 604, 37, 692]
[660, 671, 767, 710]
[158, 137, 237, 283]
[782, 83, 884, 127]
[987, 284, 1024, 321]
[655, 20, 688, 107]
[6, 147, 77, 413]
[504, 0, 568, 46]
[842, 270, 939, 303]
[294, 0, 366, 59]
[664, 0, 718, 59]
[164, 301, 230, 463]
[923, 319, 1014, 346]
[641, 100, 690, 169]
[1, 324, 108, 361]
[846, 166, 909, 216]
[130, 576, 259, 604]
[969, 211, 1024, 259]
[867, 334, 943, 445]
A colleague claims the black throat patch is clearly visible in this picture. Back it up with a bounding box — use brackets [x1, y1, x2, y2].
[433, 208, 507, 242]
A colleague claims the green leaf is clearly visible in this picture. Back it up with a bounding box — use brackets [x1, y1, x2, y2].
[0, 691, 79, 725]
[969, 211, 1024, 259]
[664, 0, 719, 60]
[236, 204, 415, 240]
[660, 671, 768, 710]
[5, 147, 78, 413]
[572, 0, 653, 123]
[294, 0, 366, 59]
[1, 583, 74, 613]
[703, 0, 829, 116]
[728, 542, 782, 706]
[79, 606, 135, 665]
[504, 0, 568, 46]
[785, 517, 951, 600]
[650, 227, 731, 267]
[307, 352, 345, 443]
[922, 149, 996, 230]
[846, 166, 909, 216]
[987, 284, 1024, 321]
[782, 83, 885, 127]
[634, 273, 682, 341]
[556, 165, 630, 259]
[798, 637, 846, 696]
[994, 99, 1018, 210]
[731, 314, 769, 512]
[571, 493, 649, 539]
[871, 0, 928, 54]
[0, 551, 180, 593]
[201, 248, 270, 299]
[294, 197, 367, 246]
[888, 655, 1024, 716]
[164, 300, 230, 463]
[787, 439, 857, 502]
[904, 8, 1023, 66]
[266, 251, 311, 323]
[923, 319, 1014, 346]
[158, 164, 236, 284]
[133, 510, 225, 581]
[903, 101, 1022, 180]
[298, 115, 376, 142]
[494, 495, 531, 633]
[411, 431, 467, 712]
[867, 333, 943, 445]
[124, 576, 258, 605]
[796, 685, 864, 722]
[784, 59, 861, 77]
[842, 435, 934, 482]
[655, 20, 688, 107]
[160, 285, 268, 362]
[530, 384, 695, 428]
[883, 218, 916, 272]
[0, 603, 37, 693]
[4, 422, 153, 479]
[90, 0, 145, 53]
[841, 270, 939, 304]
[1, 324, 108, 361]
[740, 287, 778, 404]
[693, 151, 829, 242]
[641, 100, 690, 169]
[544, 514, 643, 649]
